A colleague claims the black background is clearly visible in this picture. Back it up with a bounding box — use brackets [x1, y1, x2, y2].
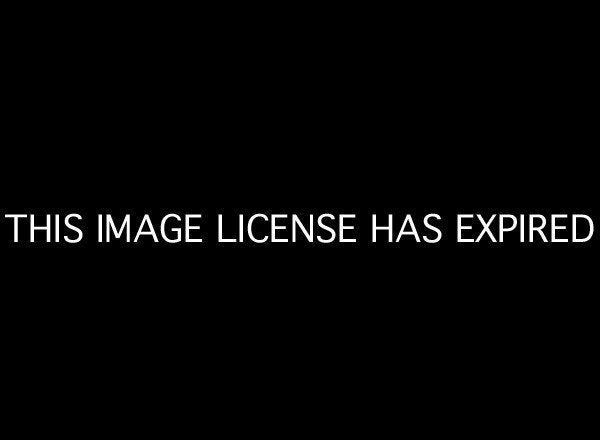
[1, 6, 597, 434]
